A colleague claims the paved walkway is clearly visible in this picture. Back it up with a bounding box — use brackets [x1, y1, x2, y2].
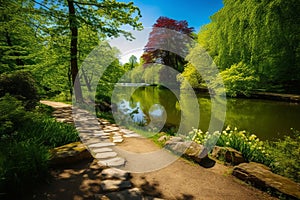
[40, 100, 158, 199]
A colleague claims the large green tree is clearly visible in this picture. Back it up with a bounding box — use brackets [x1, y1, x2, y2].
[196, 0, 300, 93]
[33, 0, 143, 102]
[0, 0, 40, 73]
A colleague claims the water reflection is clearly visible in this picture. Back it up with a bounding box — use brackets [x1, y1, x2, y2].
[117, 100, 146, 125]
[113, 86, 300, 140]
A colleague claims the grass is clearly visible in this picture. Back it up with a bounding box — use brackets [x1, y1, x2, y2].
[0, 96, 79, 198]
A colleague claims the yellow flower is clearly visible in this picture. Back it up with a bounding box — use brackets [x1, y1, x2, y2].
[225, 126, 230, 131]
[249, 134, 257, 141]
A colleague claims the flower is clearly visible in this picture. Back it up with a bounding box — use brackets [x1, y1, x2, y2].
[249, 134, 257, 140]
[225, 126, 230, 131]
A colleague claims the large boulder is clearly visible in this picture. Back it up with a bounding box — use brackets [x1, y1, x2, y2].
[233, 162, 300, 199]
[50, 141, 92, 166]
[211, 146, 245, 165]
[165, 137, 207, 163]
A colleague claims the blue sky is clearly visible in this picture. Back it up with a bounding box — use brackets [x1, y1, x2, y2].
[129, 0, 224, 32]
[115, 0, 224, 63]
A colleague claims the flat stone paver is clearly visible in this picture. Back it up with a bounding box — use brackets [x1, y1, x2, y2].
[100, 168, 130, 180]
[98, 157, 126, 167]
[88, 142, 115, 148]
[92, 148, 113, 153]
[100, 180, 132, 192]
[95, 152, 118, 159]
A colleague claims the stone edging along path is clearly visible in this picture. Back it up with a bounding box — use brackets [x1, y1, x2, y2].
[41, 100, 162, 199]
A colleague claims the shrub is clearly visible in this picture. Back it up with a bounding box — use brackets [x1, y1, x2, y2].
[266, 130, 300, 183]
[0, 140, 50, 196]
[0, 95, 79, 197]
[0, 71, 39, 109]
[220, 62, 259, 97]
[0, 95, 29, 137]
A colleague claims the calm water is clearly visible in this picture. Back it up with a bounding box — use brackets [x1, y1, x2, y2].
[112, 86, 300, 140]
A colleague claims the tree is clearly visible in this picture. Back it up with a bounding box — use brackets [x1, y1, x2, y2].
[123, 55, 138, 70]
[33, 0, 143, 102]
[141, 17, 194, 73]
[0, 0, 40, 73]
[197, 0, 300, 93]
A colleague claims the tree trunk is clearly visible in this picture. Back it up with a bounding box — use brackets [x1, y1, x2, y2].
[67, 0, 83, 103]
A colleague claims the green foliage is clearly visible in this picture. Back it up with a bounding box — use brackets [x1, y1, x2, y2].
[0, 71, 39, 109]
[189, 126, 300, 183]
[196, 0, 300, 92]
[266, 130, 300, 183]
[18, 116, 79, 148]
[130, 66, 145, 83]
[220, 62, 259, 97]
[0, 95, 29, 136]
[96, 59, 125, 104]
[178, 63, 203, 89]
[0, 0, 40, 73]
[0, 140, 50, 196]
[143, 65, 162, 84]
[188, 127, 267, 163]
[0, 95, 79, 196]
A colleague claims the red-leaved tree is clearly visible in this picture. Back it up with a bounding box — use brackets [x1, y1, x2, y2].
[142, 17, 194, 73]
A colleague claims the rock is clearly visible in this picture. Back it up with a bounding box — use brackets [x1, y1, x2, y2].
[88, 142, 115, 148]
[100, 168, 130, 180]
[211, 146, 245, 165]
[98, 157, 126, 167]
[92, 148, 113, 153]
[95, 188, 143, 200]
[233, 162, 300, 199]
[165, 140, 207, 163]
[100, 180, 132, 192]
[165, 136, 184, 144]
[95, 152, 118, 159]
[113, 138, 124, 143]
[50, 142, 92, 166]
[120, 129, 135, 134]
[157, 135, 168, 143]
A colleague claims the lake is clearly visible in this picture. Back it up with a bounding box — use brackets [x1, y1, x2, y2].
[112, 86, 300, 140]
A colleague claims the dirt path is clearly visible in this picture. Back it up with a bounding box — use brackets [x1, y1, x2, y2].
[31, 101, 278, 200]
[117, 137, 277, 200]
[25, 137, 277, 200]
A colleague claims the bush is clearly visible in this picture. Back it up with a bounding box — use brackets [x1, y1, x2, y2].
[0, 140, 50, 196]
[0, 71, 39, 109]
[220, 62, 259, 97]
[0, 95, 29, 137]
[0, 95, 79, 197]
[266, 130, 300, 183]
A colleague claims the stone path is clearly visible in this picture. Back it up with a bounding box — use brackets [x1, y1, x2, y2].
[40, 100, 157, 199]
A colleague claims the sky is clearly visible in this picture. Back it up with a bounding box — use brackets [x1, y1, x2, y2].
[129, 0, 224, 32]
[113, 0, 224, 63]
